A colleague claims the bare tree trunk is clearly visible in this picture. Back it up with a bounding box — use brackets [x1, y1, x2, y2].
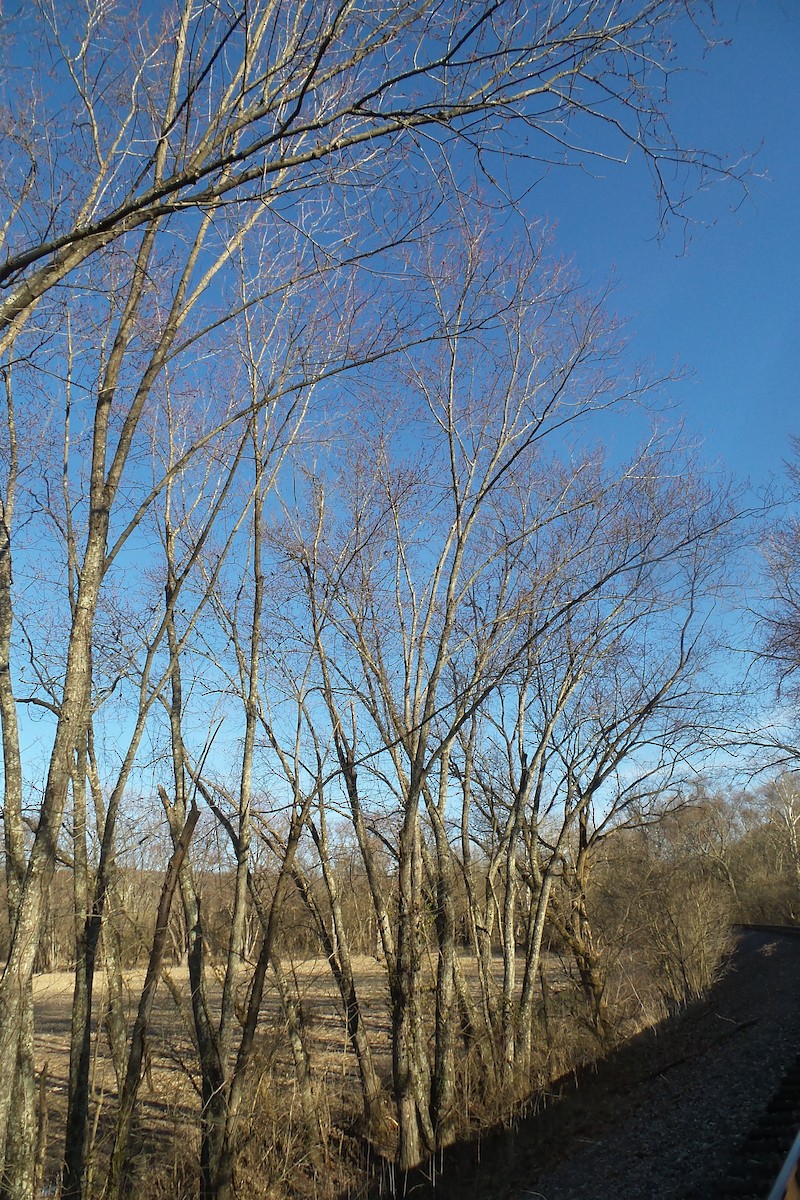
[305, 812, 385, 1134]
[160, 637, 226, 1200]
[0, 699, 92, 1171]
[0, 199, 167, 1164]
[338, 752, 397, 970]
[500, 781, 528, 1092]
[219, 802, 314, 1200]
[105, 804, 199, 1200]
[432, 866, 457, 1146]
[421, 772, 459, 1149]
[556, 810, 612, 1043]
[63, 744, 91, 1200]
[1, 999, 35, 1200]
[455, 739, 501, 1080]
[392, 802, 434, 1171]
[63, 711, 162, 1199]
[517, 870, 555, 1074]
[0, 365, 36, 1200]
[272, 955, 324, 1148]
[101, 887, 128, 1093]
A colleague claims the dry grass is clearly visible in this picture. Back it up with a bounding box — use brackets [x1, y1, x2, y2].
[29, 948, 680, 1198]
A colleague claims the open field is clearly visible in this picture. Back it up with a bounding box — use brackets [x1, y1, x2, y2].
[32, 955, 386, 1196]
[30, 951, 596, 1198]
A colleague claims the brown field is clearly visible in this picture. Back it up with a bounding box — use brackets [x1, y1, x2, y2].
[32, 956, 385, 1192]
[29, 956, 458, 1195]
[30, 951, 588, 1197]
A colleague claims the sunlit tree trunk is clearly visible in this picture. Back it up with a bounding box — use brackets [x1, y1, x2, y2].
[306, 807, 386, 1134]
[0, 360, 36, 1200]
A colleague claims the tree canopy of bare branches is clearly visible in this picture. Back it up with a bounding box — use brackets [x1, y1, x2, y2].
[0, 3, 752, 1198]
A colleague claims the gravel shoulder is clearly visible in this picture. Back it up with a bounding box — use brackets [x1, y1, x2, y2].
[427, 929, 800, 1200]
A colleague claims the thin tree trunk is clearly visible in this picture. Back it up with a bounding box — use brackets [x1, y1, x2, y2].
[392, 802, 433, 1171]
[306, 813, 384, 1133]
[105, 804, 199, 1200]
[421, 780, 458, 1149]
[218, 785, 316, 1200]
[0, 365, 36, 1200]
[101, 889, 128, 1092]
[63, 744, 91, 1200]
[457, 748, 500, 1075]
[272, 955, 324, 1148]
[517, 870, 555, 1075]
[1, 997, 36, 1200]
[161, 513, 227, 1200]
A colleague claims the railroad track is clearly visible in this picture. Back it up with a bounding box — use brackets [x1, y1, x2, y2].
[383, 925, 800, 1200]
[702, 1048, 800, 1199]
[685, 925, 800, 1200]
[512, 923, 800, 1200]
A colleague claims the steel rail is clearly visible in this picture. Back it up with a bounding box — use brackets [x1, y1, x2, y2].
[767, 1129, 800, 1200]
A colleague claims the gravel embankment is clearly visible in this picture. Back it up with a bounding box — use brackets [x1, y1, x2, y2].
[518, 929, 800, 1200]
[426, 929, 800, 1200]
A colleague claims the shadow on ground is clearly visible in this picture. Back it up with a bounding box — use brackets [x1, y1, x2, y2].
[356, 931, 791, 1200]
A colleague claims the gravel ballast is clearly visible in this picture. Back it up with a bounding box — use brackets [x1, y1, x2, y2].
[421, 929, 800, 1200]
[519, 929, 800, 1200]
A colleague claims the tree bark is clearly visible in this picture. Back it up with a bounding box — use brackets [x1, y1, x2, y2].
[105, 804, 199, 1200]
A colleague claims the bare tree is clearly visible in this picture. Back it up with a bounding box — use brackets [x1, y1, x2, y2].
[0, 2, 748, 1195]
[263, 222, 743, 1166]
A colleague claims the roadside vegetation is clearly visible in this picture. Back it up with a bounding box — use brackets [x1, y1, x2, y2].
[0, 3, 793, 1199]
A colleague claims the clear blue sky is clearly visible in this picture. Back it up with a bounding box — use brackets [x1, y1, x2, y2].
[522, 0, 799, 493]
